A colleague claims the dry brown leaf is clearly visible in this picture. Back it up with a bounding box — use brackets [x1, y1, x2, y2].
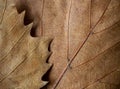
[16, 0, 120, 89]
[0, 0, 51, 89]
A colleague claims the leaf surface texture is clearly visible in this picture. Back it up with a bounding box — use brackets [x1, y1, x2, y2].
[16, 0, 120, 89]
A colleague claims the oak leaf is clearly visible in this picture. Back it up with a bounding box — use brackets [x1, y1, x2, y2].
[0, 0, 51, 89]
